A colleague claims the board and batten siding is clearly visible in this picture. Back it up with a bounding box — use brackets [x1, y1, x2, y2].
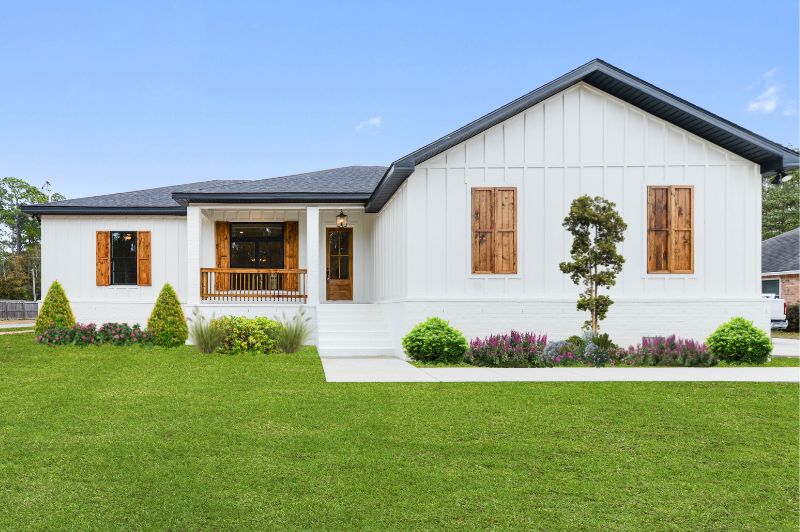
[373, 182, 408, 301]
[399, 82, 762, 301]
[39, 215, 188, 323]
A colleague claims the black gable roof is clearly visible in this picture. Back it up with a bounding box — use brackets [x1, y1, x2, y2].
[762, 228, 800, 274]
[365, 59, 799, 212]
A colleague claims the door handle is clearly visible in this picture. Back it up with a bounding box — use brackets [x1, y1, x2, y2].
[326, 268, 330, 280]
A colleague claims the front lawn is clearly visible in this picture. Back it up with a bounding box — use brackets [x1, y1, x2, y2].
[1, 333, 797, 529]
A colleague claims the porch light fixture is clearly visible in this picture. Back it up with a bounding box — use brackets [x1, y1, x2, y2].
[336, 209, 348, 228]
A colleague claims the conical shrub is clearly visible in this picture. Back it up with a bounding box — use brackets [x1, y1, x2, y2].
[147, 283, 188, 347]
[34, 281, 76, 335]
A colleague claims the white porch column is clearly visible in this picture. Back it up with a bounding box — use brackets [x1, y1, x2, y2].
[186, 206, 202, 306]
[305, 206, 320, 305]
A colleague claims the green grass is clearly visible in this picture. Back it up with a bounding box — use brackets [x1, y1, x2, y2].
[0, 333, 798, 530]
[773, 330, 800, 340]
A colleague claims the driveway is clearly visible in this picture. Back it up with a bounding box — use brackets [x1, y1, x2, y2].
[772, 338, 799, 357]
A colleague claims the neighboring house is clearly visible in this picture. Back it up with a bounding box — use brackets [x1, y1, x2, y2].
[22, 59, 799, 356]
[762, 228, 800, 305]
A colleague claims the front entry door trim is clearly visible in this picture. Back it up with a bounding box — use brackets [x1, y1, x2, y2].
[326, 227, 353, 301]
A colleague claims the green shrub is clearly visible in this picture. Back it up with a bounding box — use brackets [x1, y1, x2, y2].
[786, 304, 799, 333]
[402, 317, 468, 363]
[212, 315, 281, 354]
[35, 281, 76, 335]
[146, 284, 188, 347]
[188, 309, 225, 354]
[706, 317, 772, 364]
[275, 308, 311, 353]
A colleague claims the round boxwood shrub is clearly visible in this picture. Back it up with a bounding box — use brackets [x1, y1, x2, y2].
[401, 317, 467, 363]
[35, 281, 76, 335]
[706, 317, 772, 364]
[147, 283, 188, 347]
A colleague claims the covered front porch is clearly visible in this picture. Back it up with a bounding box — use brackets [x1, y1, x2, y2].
[185, 205, 370, 306]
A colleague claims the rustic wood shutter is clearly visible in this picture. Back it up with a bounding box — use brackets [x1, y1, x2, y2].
[472, 188, 494, 274]
[647, 187, 670, 273]
[671, 186, 694, 273]
[96, 231, 110, 286]
[283, 221, 299, 290]
[647, 186, 693, 274]
[215, 221, 230, 290]
[472, 187, 517, 274]
[494, 188, 517, 274]
[136, 231, 152, 286]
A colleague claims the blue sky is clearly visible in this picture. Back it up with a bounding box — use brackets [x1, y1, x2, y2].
[1, 0, 798, 200]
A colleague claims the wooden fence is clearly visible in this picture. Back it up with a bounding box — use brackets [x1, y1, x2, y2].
[0, 300, 38, 320]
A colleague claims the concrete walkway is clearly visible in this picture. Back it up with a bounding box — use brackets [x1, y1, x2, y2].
[320, 357, 800, 383]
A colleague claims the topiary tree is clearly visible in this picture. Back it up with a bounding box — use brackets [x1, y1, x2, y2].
[34, 280, 75, 335]
[706, 317, 772, 364]
[402, 317, 468, 363]
[559, 195, 627, 333]
[147, 283, 188, 347]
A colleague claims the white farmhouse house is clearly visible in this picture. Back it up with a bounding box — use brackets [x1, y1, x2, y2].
[23, 60, 799, 356]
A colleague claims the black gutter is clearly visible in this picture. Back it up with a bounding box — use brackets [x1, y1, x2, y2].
[20, 205, 187, 216]
[170, 192, 371, 205]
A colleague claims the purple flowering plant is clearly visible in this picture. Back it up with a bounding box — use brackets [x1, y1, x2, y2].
[465, 330, 548, 367]
[622, 335, 716, 367]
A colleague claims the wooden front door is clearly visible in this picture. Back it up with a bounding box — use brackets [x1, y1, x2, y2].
[326, 227, 353, 301]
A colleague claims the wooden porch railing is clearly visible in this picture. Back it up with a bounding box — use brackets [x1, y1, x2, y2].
[200, 268, 308, 302]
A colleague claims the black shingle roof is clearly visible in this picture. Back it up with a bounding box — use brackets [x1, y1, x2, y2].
[762, 228, 800, 273]
[22, 166, 387, 215]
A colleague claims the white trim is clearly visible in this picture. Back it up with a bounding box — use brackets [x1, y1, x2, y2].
[762, 270, 800, 276]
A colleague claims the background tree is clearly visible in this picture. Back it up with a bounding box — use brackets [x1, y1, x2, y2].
[762, 169, 799, 240]
[559, 195, 627, 332]
[0, 177, 64, 253]
[0, 177, 64, 300]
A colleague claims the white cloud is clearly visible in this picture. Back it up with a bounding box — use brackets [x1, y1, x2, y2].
[746, 67, 790, 114]
[356, 115, 382, 131]
[748, 85, 780, 113]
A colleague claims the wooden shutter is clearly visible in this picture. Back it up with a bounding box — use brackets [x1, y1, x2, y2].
[136, 231, 151, 286]
[494, 188, 517, 274]
[215, 221, 230, 290]
[471, 188, 494, 274]
[96, 231, 110, 286]
[283, 221, 299, 290]
[647, 186, 693, 274]
[647, 187, 670, 273]
[671, 186, 693, 273]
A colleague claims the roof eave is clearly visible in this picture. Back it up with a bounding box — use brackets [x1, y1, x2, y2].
[20, 205, 187, 216]
[171, 192, 372, 205]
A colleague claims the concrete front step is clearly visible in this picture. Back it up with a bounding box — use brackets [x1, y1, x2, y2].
[316, 303, 396, 358]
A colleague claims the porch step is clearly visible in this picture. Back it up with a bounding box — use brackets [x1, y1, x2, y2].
[316, 304, 397, 358]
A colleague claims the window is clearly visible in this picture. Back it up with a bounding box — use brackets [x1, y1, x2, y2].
[471, 187, 517, 274]
[230, 223, 284, 269]
[110, 231, 138, 285]
[762, 279, 780, 296]
[647, 186, 694, 274]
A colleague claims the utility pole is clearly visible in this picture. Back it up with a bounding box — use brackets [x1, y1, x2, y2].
[30, 266, 37, 301]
